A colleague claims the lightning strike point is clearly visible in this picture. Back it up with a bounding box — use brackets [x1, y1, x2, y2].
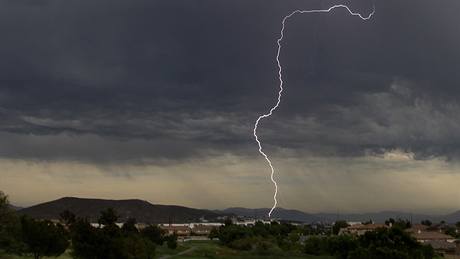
[254, 4, 375, 218]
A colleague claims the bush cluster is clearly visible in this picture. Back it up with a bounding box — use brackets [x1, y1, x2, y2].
[303, 227, 435, 259]
[212, 218, 437, 259]
[210, 220, 302, 255]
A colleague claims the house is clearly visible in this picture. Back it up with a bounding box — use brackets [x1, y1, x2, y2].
[191, 224, 216, 236]
[340, 223, 388, 236]
[134, 223, 149, 230]
[158, 222, 224, 237]
[409, 228, 458, 257]
[406, 224, 429, 234]
[425, 240, 457, 257]
[411, 231, 456, 243]
[160, 225, 192, 236]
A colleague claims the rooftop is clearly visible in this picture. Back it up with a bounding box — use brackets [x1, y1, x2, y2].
[412, 231, 455, 241]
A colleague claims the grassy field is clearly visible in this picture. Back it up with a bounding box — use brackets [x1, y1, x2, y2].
[1, 242, 446, 259]
[0, 250, 73, 259]
[164, 240, 334, 259]
[2, 241, 446, 259]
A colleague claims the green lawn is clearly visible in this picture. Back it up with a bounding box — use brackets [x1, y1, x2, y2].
[155, 242, 189, 257]
[0, 250, 73, 259]
[1, 242, 334, 259]
[165, 240, 334, 259]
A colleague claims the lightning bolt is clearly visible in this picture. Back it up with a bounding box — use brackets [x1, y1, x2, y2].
[254, 4, 375, 218]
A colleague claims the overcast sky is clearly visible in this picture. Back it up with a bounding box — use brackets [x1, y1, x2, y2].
[1, 0, 460, 214]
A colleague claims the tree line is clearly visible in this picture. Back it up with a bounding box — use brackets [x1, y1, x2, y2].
[303, 228, 435, 259]
[0, 192, 177, 259]
[209, 219, 438, 259]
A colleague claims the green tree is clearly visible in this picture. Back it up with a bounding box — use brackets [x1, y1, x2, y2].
[217, 224, 251, 245]
[421, 220, 432, 226]
[20, 216, 69, 259]
[71, 218, 101, 259]
[208, 227, 219, 240]
[392, 218, 411, 229]
[0, 191, 11, 217]
[72, 212, 158, 259]
[327, 235, 358, 259]
[348, 247, 371, 259]
[255, 238, 278, 255]
[304, 236, 325, 255]
[59, 210, 76, 227]
[98, 208, 119, 226]
[304, 227, 434, 259]
[444, 226, 458, 238]
[141, 225, 165, 245]
[252, 221, 269, 237]
[332, 220, 349, 235]
[385, 218, 396, 226]
[228, 237, 253, 251]
[122, 218, 138, 235]
[224, 218, 233, 226]
[357, 228, 433, 259]
[122, 234, 155, 259]
[71, 217, 124, 259]
[420, 244, 435, 259]
[0, 191, 22, 253]
[166, 233, 178, 249]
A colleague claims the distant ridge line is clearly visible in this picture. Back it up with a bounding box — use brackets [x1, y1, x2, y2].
[18, 197, 229, 224]
[16, 197, 460, 224]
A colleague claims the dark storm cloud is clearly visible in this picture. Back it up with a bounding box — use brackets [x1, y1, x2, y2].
[0, 0, 460, 162]
[263, 79, 460, 159]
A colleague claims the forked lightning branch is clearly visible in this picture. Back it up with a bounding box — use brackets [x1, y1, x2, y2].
[253, 4, 375, 218]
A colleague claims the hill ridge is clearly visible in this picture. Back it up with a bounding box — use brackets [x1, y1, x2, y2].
[18, 197, 460, 224]
[19, 197, 225, 224]
[220, 207, 460, 223]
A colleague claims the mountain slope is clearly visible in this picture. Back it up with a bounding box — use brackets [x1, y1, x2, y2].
[315, 211, 460, 224]
[222, 208, 460, 224]
[314, 211, 435, 223]
[19, 197, 224, 223]
[441, 210, 460, 223]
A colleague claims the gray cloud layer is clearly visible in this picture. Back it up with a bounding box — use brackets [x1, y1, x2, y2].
[1, 0, 460, 163]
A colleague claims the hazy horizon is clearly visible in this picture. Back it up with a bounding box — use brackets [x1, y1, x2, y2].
[10, 195, 460, 216]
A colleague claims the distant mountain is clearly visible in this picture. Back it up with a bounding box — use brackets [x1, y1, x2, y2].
[441, 210, 460, 223]
[17, 197, 460, 224]
[221, 207, 320, 223]
[315, 211, 460, 224]
[19, 197, 227, 224]
[314, 211, 435, 223]
[222, 208, 460, 224]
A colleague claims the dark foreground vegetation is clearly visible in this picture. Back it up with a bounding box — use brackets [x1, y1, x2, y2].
[303, 228, 434, 259]
[210, 219, 435, 259]
[0, 191, 176, 259]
